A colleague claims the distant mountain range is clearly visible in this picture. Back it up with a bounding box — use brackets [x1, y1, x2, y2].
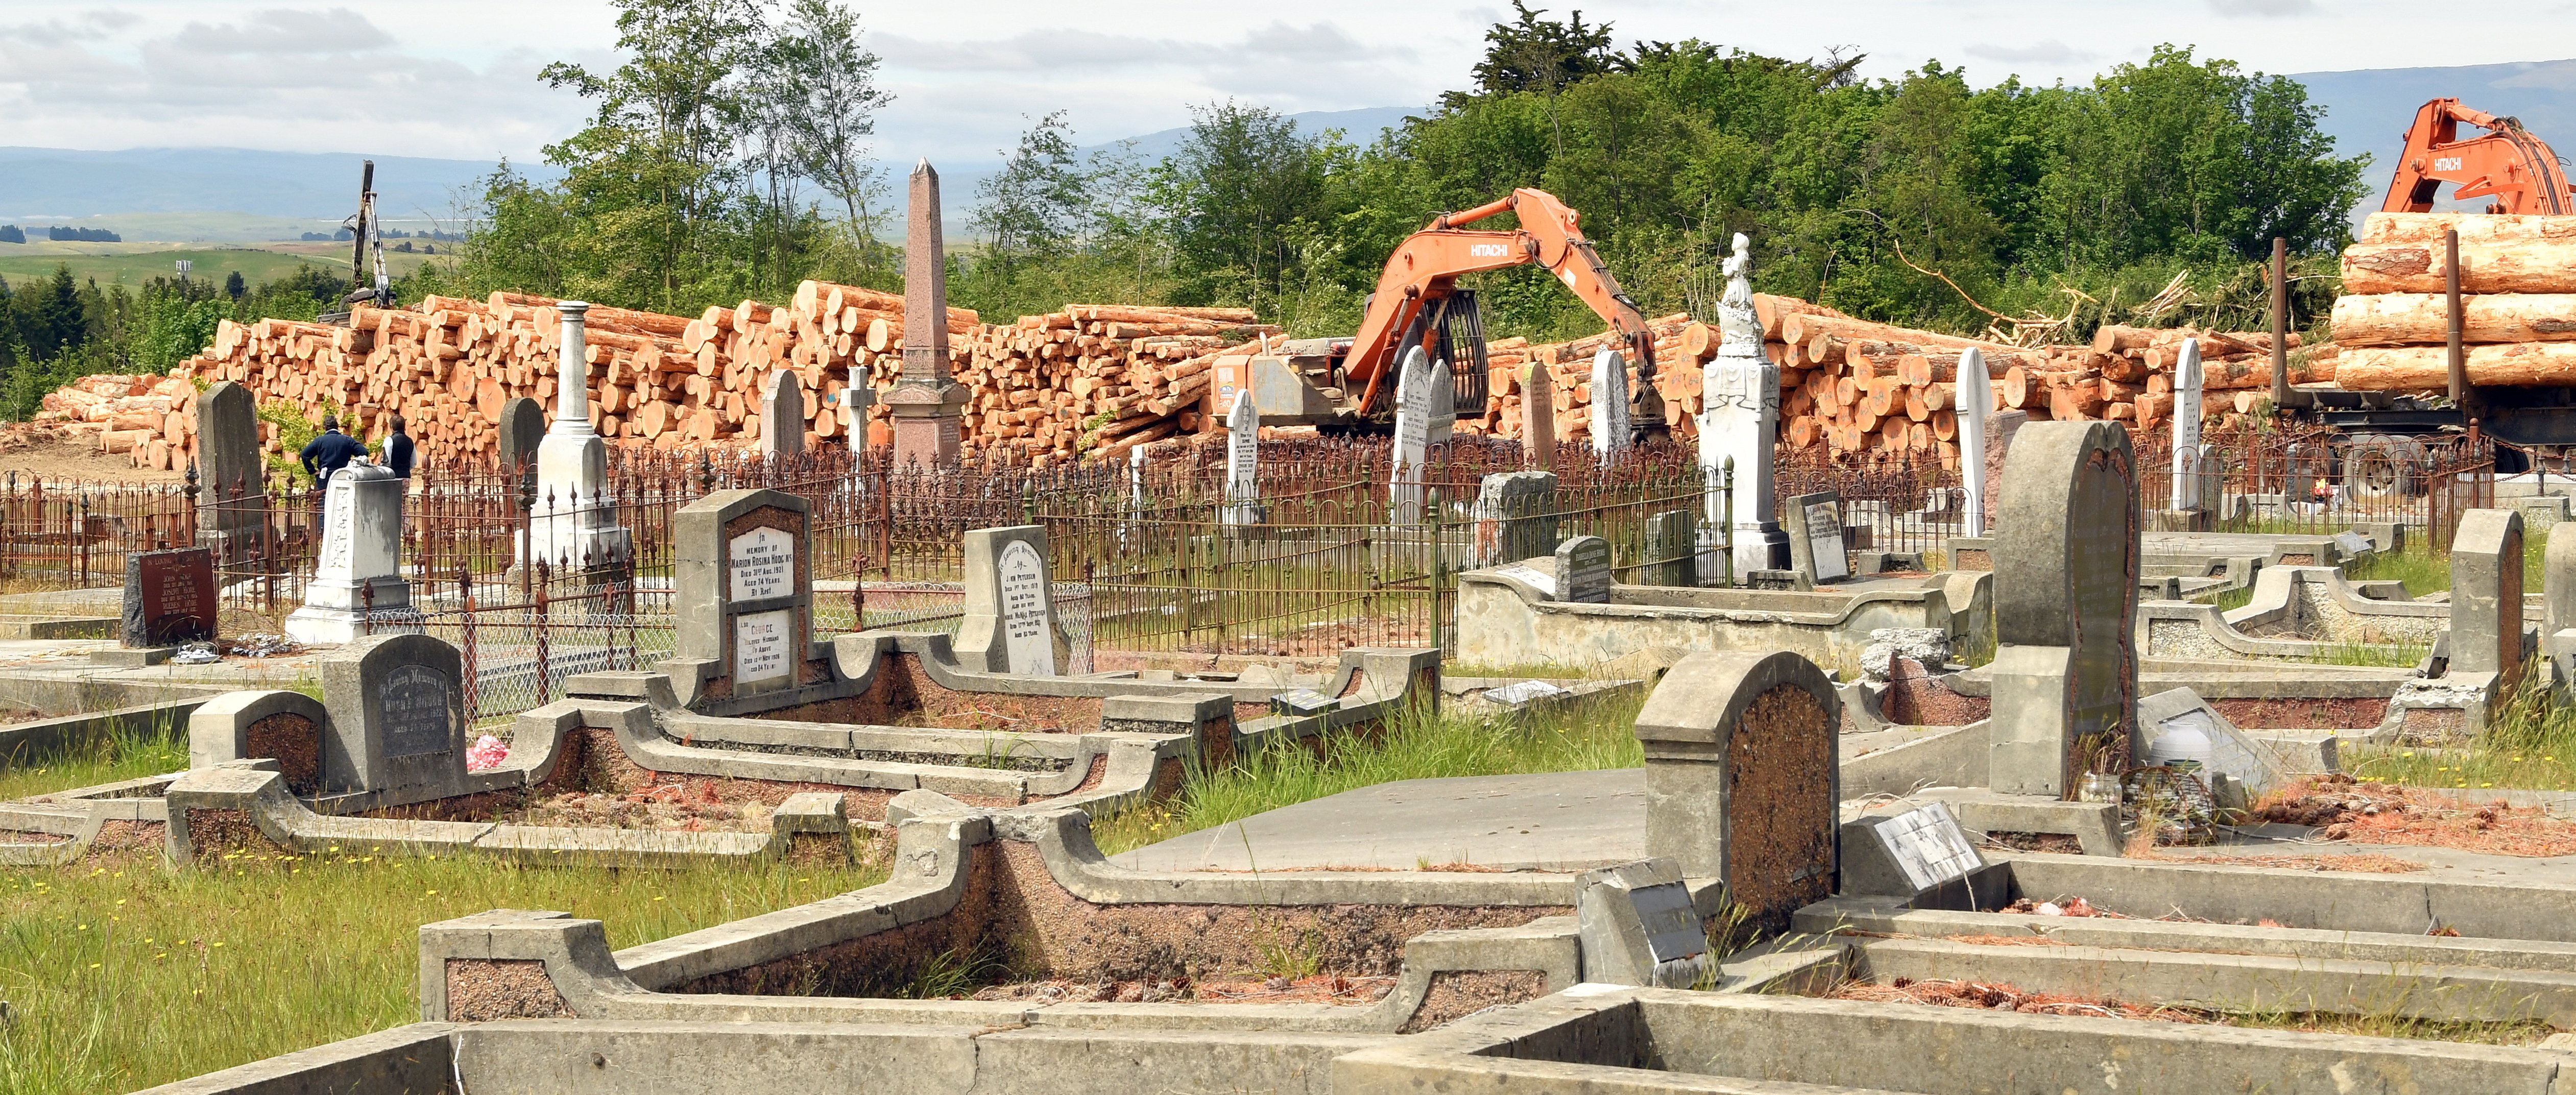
[2291, 59, 2576, 211]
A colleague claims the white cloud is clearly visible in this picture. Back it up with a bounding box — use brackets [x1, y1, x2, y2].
[1965, 40, 2099, 65]
[171, 8, 391, 55]
[2208, 0, 2318, 17]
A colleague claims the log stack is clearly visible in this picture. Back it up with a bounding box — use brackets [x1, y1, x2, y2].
[2334, 211, 2576, 390]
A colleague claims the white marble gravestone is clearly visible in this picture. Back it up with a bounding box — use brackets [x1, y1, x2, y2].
[1390, 347, 1435, 525]
[1958, 348, 1991, 538]
[1591, 348, 1629, 461]
[1701, 233, 1787, 577]
[958, 525, 1067, 675]
[1223, 387, 1261, 526]
[528, 301, 631, 570]
[2172, 338, 2204, 514]
[285, 461, 411, 645]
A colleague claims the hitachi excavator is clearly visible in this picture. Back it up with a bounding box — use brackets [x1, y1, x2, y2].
[1230, 188, 1660, 432]
[2382, 98, 2575, 215]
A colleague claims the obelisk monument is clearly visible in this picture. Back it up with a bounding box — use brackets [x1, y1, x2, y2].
[885, 160, 967, 466]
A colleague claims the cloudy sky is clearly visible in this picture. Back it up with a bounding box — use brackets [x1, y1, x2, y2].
[0, 0, 2562, 165]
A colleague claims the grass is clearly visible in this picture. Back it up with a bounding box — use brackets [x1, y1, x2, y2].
[1088, 693, 1645, 857]
[2221, 1009, 2553, 1045]
[2348, 668, 2576, 793]
[2305, 639, 2430, 669]
[0, 851, 886, 1094]
[0, 713, 189, 803]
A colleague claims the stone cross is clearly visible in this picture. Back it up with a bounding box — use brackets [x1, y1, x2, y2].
[1471, 470, 1559, 567]
[1390, 347, 1435, 525]
[1223, 387, 1260, 526]
[1957, 348, 1991, 538]
[958, 526, 1066, 675]
[887, 159, 967, 466]
[529, 301, 630, 570]
[839, 364, 876, 450]
[1590, 348, 1629, 461]
[759, 370, 805, 458]
[2171, 338, 2204, 514]
[192, 380, 267, 568]
[2449, 508, 2527, 693]
[1988, 421, 2140, 799]
[1524, 357, 1556, 470]
[1702, 233, 1786, 577]
[286, 462, 412, 645]
[1632, 649, 1841, 930]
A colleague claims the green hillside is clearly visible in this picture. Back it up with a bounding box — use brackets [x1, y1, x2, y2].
[0, 245, 432, 288]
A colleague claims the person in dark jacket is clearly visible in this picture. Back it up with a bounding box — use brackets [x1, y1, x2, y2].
[298, 415, 367, 488]
[384, 414, 416, 479]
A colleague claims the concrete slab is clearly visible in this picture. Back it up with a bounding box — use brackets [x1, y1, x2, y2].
[1111, 769, 1646, 872]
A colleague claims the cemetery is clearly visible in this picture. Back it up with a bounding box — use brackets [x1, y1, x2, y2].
[13, 180, 2576, 1095]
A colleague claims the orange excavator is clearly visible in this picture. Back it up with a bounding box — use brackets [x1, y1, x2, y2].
[2382, 98, 2575, 214]
[1323, 187, 1657, 424]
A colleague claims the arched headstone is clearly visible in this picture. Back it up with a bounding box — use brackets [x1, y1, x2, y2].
[1989, 421, 2140, 798]
[1633, 649, 1841, 929]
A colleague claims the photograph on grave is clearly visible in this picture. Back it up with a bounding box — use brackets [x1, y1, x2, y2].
[1632, 649, 1840, 929]
[1990, 420, 2140, 798]
[124, 546, 216, 648]
[673, 488, 814, 699]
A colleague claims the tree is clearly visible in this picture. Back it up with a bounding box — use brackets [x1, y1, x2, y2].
[1465, 2, 1618, 100]
[780, 0, 895, 238]
[224, 271, 246, 300]
[1150, 102, 1351, 308]
[973, 112, 1090, 263]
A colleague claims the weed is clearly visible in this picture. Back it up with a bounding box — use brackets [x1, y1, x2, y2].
[2304, 640, 2428, 669]
[0, 712, 189, 802]
[2349, 663, 2576, 793]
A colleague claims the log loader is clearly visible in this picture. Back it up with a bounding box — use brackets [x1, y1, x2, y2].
[1234, 187, 1661, 434]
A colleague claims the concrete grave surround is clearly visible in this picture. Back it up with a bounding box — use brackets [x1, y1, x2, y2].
[1631, 649, 1841, 927]
[192, 380, 268, 566]
[1471, 471, 1559, 568]
[1700, 232, 1786, 579]
[671, 489, 814, 699]
[1590, 347, 1629, 461]
[2135, 686, 2285, 802]
[1389, 347, 1434, 524]
[888, 160, 968, 466]
[285, 461, 411, 645]
[1781, 490, 1849, 586]
[1555, 536, 1612, 604]
[319, 632, 467, 801]
[757, 369, 805, 457]
[1989, 420, 2139, 798]
[123, 546, 214, 648]
[2449, 507, 2527, 691]
[956, 526, 1068, 675]
[528, 301, 632, 570]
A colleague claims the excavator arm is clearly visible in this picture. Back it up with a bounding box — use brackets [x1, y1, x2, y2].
[2384, 98, 2575, 215]
[1345, 188, 1656, 414]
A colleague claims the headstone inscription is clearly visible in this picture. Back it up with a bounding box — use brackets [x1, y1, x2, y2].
[318, 632, 466, 803]
[285, 462, 412, 645]
[1556, 535, 1612, 604]
[1223, 388, 1262, 526]
[672, 489, 813, 699]
[957, 526, 1066, 675]
[1633, 649, 1841, 930]
[1575, 858, 1709, 988]
[1590, 348, 1630, 461]
[1988, 421, 2140, 798]
[1781, 491, 1849, 586]
[1839, 801, 2007, 911]
[2171, 339, 2205, 514]
[1389, 348, 1435, 525]
[124, 546, 215, 648]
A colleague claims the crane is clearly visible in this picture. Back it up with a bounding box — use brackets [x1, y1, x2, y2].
[1342, 188, 1657, 416]
[2382, 98, 2576, 215]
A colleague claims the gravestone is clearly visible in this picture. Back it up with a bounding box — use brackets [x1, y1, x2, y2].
[318, 632, 466, 802]
[1839, 801, 2008, 911]
[497, 396, 545, 499]
[1556, 535, 1612, 604]
[1590, 348, 1629, 461]
[840, 361, 877, 448]
[1575, 858, 1709, 988]
[1701, 233, 1787, 577]
[758, 370, 805, 458]
[2449, 508, 2527, 692]
[1524, 358, 1556, 470]
[1957, 348, 1991, 538]
[673, 489, 813, 699]
[1426, 357, 1456, 446]
[529, 302, 631, 570]
[1470, 471, 1559, 568]
[1389, 348, 1435, 525]
[193, 380, 268, 567]
[2548, 524, 2576, 683]
[1988, 421, 2140, 798]
[284, 462, 411, 645]
[1636, 509, 1694, 587]
[887, 160, 969, 466]
[1980, 409, 2028, 531]
[1222, 388, 1262, 526]
[2171, 338, 2205, 515]
[123, 546, 215, 648]
[1633, 649, 1841, 930]
[1781, 491, 1849, 586]
[957, 525, 1067, 675]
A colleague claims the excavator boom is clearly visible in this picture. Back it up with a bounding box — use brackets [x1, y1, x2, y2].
[2383, 97, 2575, 215]
[1345, 188, 1656, 415]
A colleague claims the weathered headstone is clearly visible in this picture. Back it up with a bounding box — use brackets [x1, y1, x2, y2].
[886, 160, 968, 466]
[2171, 338, 2205, 514]
[193, 380, 268, 567]
[1988, 421, 2140, 799]
[1523, 358, 1556, 470]
[1222, 388, 1261, 526]
[1590, 348, 1629, 461]
[1575, 858, 1709, 988]
[1781, 491, 1849, 586]
[1981, 409, 2028, 531]
[529, 301, 631, 570]
[1471, 470, 1559, 567]
[1426, 357, 1456, 446]
[1389, 347, 1435, 525]
[497, 396, 545, 497]
[1636, 509, 1695, 587]
[1840, 801, 2006, 911]
[1633, 649, 1841, 929]
[1957, 348, 1991, 538]
[123, 546, 215, 648]
[319, 632, 465, 802]
[2136, 687, 2285, 803]
[1556, 534, 1612, 604]
[2549, 524, 2576, 682]
[285, 462, 411, 645]
[2449, 508, 2527, 691]
[758, 370, 805, 458]
[673, 489, 813, 699]
[957, 525, 1067, 675]
[1701, 233, 1786, 577]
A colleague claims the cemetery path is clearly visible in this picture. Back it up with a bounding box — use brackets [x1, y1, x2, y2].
[1109, 769, 1646, 873]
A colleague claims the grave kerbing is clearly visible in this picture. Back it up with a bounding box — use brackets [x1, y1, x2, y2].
[284, 461, 412, 645]
[1701, 233, 1786, 578]
[956, 525, 1069, 675]
[670, 488, 816, 701]
[1987, 420, 2140, 798]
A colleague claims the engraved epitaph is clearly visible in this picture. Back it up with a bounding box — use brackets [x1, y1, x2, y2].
[998, 540, 1056, 675]
[671, 490, 814, 703]
[957, 526, 1066, 675]
[1557, 535, 1612, 604]
[124, 546, 215, 647]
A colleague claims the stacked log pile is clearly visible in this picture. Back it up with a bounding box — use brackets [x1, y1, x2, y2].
[2334, 211, 2576, 390]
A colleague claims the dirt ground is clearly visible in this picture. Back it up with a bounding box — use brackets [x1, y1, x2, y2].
[0, 430, 188, 484]
[969, 974, 1395, 1005]
[2251, 774, 2576, 858]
